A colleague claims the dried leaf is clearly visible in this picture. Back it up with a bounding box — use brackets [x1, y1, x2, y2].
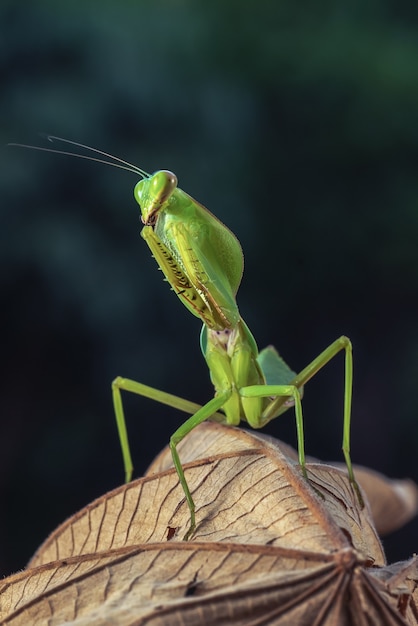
[28, 423, 384, 568]
[1, 422, 417, 625]
[1, 545, 417, 624]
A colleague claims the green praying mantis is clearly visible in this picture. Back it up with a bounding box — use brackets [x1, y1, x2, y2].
[11, 137, 363, 540]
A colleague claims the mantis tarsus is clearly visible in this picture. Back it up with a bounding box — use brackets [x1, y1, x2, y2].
[11, 137, 363, 540]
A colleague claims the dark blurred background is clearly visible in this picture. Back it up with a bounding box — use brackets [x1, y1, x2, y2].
[2, 0, 418, 576]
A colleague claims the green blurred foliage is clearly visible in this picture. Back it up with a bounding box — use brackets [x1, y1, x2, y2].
[1, 0, 418, 574]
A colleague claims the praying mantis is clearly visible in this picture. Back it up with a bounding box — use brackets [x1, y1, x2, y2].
[11, 137, 363, 540]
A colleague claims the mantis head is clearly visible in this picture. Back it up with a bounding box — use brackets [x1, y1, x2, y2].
[134, 171, 178, 226]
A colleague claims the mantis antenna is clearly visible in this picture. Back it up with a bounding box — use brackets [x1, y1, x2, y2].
[8, 135, 150, 178]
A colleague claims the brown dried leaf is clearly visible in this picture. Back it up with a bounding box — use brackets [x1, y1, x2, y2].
[28, 422, 384, 569]
[149, 422, 386, 563]
[1, 544, 417, 624]
[1, 422, 417, 625]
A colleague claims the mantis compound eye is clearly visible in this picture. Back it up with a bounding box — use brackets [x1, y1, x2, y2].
[151, 170, 178, 199]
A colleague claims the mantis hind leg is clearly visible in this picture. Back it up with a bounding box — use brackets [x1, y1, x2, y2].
[258, 336, 363, 507]
[294, 336, 363, 506]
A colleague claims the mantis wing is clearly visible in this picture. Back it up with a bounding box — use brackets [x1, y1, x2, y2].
[258, 346, 298, 386]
